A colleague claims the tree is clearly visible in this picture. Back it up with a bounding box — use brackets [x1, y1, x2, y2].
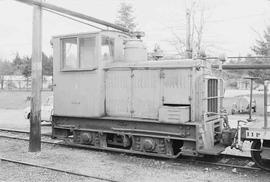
[42, 53, 53, 76]
[224, 26, 270, 83]
[252, 27, 270, 56]
[12, 55, 31, 88]
[0, 60, 14, 75]
[168, 2, 206, 58]
[21, 56, 31, 78]
[248, 26, 270, 81]
[11, 54, 31, 78]
[11, 52, 53, 77]
[115, 2, 137, 31]
[12, 53, 24, 75]
[0, 60, 14, 89]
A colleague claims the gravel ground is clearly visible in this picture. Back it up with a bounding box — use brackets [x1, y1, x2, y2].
[0, 161, 99, 182]
[0, 138, 269, 182]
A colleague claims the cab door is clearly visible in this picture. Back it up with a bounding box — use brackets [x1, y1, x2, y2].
[52, 34, 103, 117]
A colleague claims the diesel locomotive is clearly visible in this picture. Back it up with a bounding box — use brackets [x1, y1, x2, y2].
[50, 30, 270, 171]
[13, 0, 270, 171]
[51, 30, 226, 158]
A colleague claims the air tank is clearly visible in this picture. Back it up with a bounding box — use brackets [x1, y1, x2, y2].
[124, 38, 147, 62]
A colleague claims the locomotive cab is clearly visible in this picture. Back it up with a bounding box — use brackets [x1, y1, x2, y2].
[51, 30, 226, 158]
[51, 31, 129, 117]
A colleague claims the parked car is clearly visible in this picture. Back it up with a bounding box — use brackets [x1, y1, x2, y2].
[231, 96, 256, 114]
[24, 96, 53, 122]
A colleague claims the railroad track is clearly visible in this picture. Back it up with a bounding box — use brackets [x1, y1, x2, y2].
[0, 128, 119, 182]
[0, 128, 59, 145]
[0, 128, 261, 173]
[0, 157, 119, 182]
[0, 127, 51, 136]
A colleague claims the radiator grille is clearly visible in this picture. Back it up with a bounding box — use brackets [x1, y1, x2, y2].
[207, 79, 218, 113]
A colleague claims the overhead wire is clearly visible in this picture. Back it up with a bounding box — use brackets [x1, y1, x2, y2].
[167, 12, 267, 30]
[44, 8, 106, 31]
[206, 13, 267, 23]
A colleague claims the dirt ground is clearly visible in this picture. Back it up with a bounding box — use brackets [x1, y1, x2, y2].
[0, 109, 51, 134]
[0, 90, 52, 133]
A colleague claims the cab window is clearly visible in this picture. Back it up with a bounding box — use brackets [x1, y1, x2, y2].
[62, 38, 78, 69]
[79, 37, 96, 68]
[61, 36, 96, 70]
[101, 36, 114, 61]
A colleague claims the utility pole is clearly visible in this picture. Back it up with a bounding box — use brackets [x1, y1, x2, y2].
[263, 80, 268, 129]
[186, 9, 192, 59]
[248, 79, 254, 122]
[29, 0, 42, 152]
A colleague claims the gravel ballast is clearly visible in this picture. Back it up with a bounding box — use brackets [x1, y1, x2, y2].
[0, 138, 269, 182]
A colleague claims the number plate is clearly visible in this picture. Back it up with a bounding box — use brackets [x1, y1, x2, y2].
[246, 130, 263, 139]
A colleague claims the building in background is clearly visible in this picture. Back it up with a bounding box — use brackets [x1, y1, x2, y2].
[0, 75, 52, 90]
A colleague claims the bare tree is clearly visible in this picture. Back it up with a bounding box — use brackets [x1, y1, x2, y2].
[169, 1, 206, 58]
[192, 6, 205, 57]
[167, 31, 186, 56]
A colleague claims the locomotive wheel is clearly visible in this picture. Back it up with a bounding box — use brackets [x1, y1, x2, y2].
[251, 140, 270, 171]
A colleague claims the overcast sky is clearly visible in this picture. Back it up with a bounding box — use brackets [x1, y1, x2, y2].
[0, 0, 270, 60]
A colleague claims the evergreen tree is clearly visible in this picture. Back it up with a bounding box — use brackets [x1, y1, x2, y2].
[249, 27, 270, 81]
[115, 2, 137, 31]
[11, 52, 53, 77]
[21, 56, 31, 78]
[252, 27, 270, 56]
[12, 53, 24, 74]
[42, 53, 53, 76]
[0, 60, 14, 89]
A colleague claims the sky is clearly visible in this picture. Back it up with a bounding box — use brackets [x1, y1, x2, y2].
[0, 0, 270, 60]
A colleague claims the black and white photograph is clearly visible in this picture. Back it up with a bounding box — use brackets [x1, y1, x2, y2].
[0, 0, 270, 181]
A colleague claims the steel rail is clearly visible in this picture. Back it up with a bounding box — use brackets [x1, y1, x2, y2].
[14, 0, 130, 33]
[0, 157, 119, 182]
[0, 134, 61, 145]
[0, 128, 51, 137]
